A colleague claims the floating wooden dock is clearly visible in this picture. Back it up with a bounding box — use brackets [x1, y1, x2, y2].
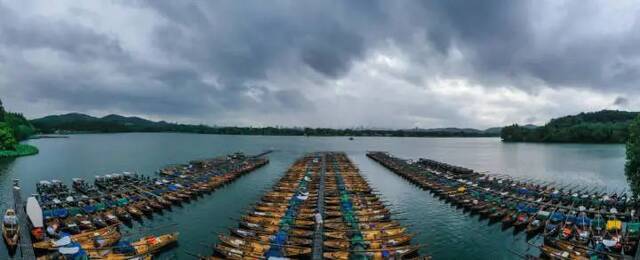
[311, 153, 326, 260]
[12, 179, 36, 259]
[211, 152, 424, 259]
[367, 151, 640, 259]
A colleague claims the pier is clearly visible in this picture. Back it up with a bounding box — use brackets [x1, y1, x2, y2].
[12, 179, 35, 259]
[311, 153, 326, 260]
[367, 151, 640, 259]
[211, 152, 422, 259]
[251, 149, 274, 158]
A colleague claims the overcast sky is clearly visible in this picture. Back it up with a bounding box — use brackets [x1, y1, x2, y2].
[1, 1, 639, 129]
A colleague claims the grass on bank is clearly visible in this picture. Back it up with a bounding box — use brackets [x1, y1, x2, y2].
[0, 144, 39, 158]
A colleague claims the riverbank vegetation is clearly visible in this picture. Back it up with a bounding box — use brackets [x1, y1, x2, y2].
[501, 110, 637, 143]
[626, 115, 640, 197]
[0, 98, 38, 157]
[31, 113, 500, 137]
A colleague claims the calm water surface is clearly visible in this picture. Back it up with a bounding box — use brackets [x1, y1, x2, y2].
[0, 134, 626, 259]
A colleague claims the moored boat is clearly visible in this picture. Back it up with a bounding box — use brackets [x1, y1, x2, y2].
[2, 208, 19, 249]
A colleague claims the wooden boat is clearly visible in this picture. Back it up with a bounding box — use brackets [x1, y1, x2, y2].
[87, 232, 178, 259]
[211, 153, 421, 259]
[324, 234, 413, 250]
[2, 209, 19, 249]
[126, 205, 143, 219]
[215, 242, 311, 259]
[33, 225, 120, 250]
[114, 207, 131, 222]
[539, 244, 589, 260]
[27, 196, 45, 241]
[323, 245, 420, 260]
[63, 217, 81, 234]
[526, 210, 549, 234]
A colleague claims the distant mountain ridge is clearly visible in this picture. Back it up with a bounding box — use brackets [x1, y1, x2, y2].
[30, 113, 502, 137]
[501, 110, 638, 143]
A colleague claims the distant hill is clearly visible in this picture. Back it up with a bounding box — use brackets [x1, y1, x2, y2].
[501, 110, 638, 143]
[32, 113, 178, 133]
[30, 113, 501, 137]
[411, 127, 501, 136]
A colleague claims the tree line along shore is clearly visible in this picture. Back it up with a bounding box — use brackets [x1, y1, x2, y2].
[0, 99, 38, 158]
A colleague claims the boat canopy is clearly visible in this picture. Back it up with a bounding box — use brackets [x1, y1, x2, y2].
[68, 207, 82, 216]
[576, 216, 591, 226]
[95, 203, 106, 211]
[550, 212, 565, 222]
[53, 208, 69, 218]
[26, 196, 44, 228]
[525, 206, 538, 213]
[627, 223, 640, 235]
[58, 242, 86, 257]
[606, 220, 622, 230]
[53, 236, 72, 247]
[3, 215, 17, 225]
[82, 205, 96, 214]
[537, 211, 550, 218]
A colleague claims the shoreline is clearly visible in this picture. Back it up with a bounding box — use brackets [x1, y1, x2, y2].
[0, 144, 39, 158]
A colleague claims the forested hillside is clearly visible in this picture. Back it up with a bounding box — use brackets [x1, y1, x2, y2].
[31, 113, 500, 137]
[0, 98, 38, 156]
[501, 110, 636, 143]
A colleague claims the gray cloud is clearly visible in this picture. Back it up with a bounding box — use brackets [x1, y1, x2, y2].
[614, 96, 629, 107]
[0, 1, 639, 128]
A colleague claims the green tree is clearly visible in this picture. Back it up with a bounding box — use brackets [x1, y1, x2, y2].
[626, 115, 640, 198]
[0, 98, 5, 122]
[0, 123, 17, 150]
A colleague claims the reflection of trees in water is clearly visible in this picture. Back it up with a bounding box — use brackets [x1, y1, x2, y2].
[0, 157, 15, 172]
[0, 158, 16, 212]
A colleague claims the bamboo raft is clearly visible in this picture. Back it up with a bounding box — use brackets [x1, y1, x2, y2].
[210, 152, 427, 260]
[367, 151, 640, 259]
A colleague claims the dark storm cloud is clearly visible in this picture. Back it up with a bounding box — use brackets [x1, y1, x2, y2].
[0, 1, 639, 127]
[420, 1, 640, 90]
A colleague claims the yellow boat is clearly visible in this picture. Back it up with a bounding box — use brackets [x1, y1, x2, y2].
[88, 232, 178, 259]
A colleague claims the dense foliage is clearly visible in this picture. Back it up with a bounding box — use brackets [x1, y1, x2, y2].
[0, 123, 17, 150]
[501, 110, 637, 143]
[0, 98, 4, 121]
[31, 113, 500, 137]
[0, 97, 37, 154]
[626, 115, 640, 197]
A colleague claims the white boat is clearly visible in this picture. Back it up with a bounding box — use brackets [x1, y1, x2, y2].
[26, 196, 44, 240]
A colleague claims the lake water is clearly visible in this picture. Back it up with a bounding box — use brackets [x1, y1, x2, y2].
[0, 133, 627, 259]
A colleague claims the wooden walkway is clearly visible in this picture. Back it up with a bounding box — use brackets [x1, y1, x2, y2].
[12, 179, 35, 259]
[311, 154, 326, 260]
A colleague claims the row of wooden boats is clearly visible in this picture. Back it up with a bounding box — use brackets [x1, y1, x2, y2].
[27, 153, 269, 244]
[366, 151, 640, 259]
[0, 152, 269, 258]
[34, 226, 180, 260]
[211, 152, 425, 259]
